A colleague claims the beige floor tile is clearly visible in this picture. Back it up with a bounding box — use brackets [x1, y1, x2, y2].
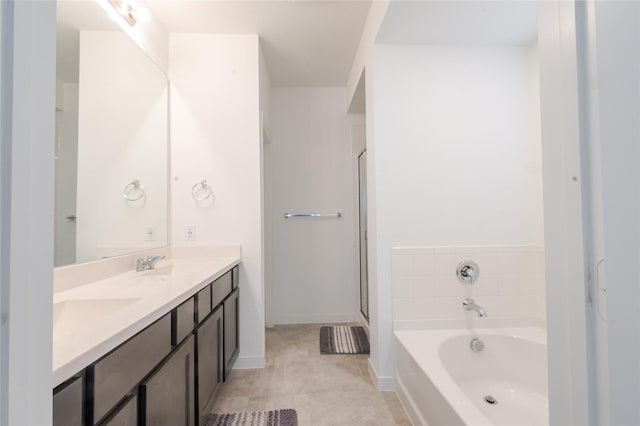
[210, 324, 412, 425]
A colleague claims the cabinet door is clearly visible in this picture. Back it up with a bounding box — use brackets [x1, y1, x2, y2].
[90, 314, 171, 424]
[53, 375, 83, 426]
[139, 336, 195, 426]
[196, 306, 223, 424]
[99, 394, 136, 426]
[223, 288, 239, 380]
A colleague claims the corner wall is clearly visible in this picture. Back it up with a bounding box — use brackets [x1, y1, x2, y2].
[169, 34, 265, 367]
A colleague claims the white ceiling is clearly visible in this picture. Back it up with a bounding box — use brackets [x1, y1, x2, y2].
[144, 0, 373, 87]
[377, 1, 538, 46]
[57, 1, 538, 87]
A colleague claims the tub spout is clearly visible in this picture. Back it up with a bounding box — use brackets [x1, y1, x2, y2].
[463, 298, 487, 317]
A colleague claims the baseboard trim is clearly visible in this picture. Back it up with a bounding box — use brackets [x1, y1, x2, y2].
[233, 356, 265, 369]
[367, 358, 396, 391]
[273, 313, 355, 325]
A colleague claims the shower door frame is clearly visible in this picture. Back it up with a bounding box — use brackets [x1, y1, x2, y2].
[357, 150, 369, 322]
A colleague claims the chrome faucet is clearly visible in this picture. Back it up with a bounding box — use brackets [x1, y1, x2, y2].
[136, 255, 166, 272]
[463, 298, 487, 317]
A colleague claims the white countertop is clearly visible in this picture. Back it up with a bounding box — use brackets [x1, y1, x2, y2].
[52, 247, 240, 387]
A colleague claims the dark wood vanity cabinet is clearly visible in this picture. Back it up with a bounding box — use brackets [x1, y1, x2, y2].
[53, 264, 239, 426]
[99, 395, 137, 426]
[139, 336, 195, 426]
[196, 306, 224, 424]
[223, 288, 239, 380]
[89, 314, 172, 424]
[53, 375, 83, 426]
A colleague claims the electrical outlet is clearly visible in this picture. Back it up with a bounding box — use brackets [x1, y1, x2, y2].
[185, 225, 196, 241]
[145, 226, 156, 242]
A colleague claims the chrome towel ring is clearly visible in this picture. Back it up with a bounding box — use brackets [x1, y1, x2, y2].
[123, 180, 145, 201]
[192, 180, 213, 201]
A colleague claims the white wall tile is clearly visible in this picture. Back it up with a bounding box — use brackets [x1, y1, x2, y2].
[392, 245, 546, 323]
[413, 276, 436, 298]
[471, 275, 501, 296]
[433, 275, 466, 298]
[434, 252, 457, 276]
[414, 253, 436, 276]
[392, 277, 414, 299]
[392, 253, 414, 277]
[435, 297, 466, 319]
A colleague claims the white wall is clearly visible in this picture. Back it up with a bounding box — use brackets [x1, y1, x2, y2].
[371, 44, 543, 385]
[374, 44, 543, 247]
[581, 1, 640, 424]
[269, 87, 356, 324]
[76, 31, 168, 263]
[169, 34, 265, 368]
[0, 1, 56, 424]
[537, 2, 592, 423]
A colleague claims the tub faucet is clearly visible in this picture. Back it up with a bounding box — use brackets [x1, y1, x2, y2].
[136, 255, 166, 272]
[463, 298, 487, 317]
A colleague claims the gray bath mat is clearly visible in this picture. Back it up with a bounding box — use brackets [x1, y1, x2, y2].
[204, 408, 298, 426]
[320, 325, 370, 354]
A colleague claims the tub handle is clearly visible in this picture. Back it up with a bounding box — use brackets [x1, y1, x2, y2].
[457, 260, 479, 284]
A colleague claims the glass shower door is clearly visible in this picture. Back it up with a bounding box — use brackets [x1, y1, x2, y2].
[358, 151, 369, 322]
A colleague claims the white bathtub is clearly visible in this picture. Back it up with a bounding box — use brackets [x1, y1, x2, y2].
[394, 327, 548, 426]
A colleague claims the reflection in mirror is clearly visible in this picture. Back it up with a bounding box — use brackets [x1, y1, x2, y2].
[55, 0, 168, 267]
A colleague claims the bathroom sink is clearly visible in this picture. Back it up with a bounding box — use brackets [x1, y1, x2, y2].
[53, 298, 141, 341]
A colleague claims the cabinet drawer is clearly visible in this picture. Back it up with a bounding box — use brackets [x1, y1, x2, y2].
[212, 271, 232, 309]
[53, 375, 83, 426]
[196, 284, 211, 324]
[232, 265, 239, 290]
[99, 394, 136, 426]
[173, 297, 194, 345]
[139, 336, 195, 426]
[89, 314, 171, 424]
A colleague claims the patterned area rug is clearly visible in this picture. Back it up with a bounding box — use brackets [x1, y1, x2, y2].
[204, 409, 298, 426]
[319, 325, 370, 354]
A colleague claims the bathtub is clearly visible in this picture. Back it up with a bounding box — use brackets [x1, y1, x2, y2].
[394, 327, 548, 426]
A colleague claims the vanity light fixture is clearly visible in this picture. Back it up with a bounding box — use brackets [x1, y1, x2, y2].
[104, 0, 151, 27]
[96, 0, 153, 28]
[108, 0, 137, 26]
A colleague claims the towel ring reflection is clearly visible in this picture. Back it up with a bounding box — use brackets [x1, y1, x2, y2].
[123, 180, 145, 201]
[192, 180, 213, 201]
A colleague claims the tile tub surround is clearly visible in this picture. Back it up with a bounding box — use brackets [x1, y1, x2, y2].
[53, 245, 241, 386]
[211, 324, 411, 426]
[391, 246, 545, 323]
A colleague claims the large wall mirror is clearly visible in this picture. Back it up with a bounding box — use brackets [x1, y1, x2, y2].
[55, 0, 169, 267]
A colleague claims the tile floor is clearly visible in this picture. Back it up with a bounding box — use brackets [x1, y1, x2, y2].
[210, 324, 412, 425]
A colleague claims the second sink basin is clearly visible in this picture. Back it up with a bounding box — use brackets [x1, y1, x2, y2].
[53, 298, 141, 341]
